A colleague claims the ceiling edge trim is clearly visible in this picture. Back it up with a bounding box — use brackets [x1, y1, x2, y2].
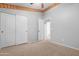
[0, 3, 60, 12]
[0, 3, 42, 12]
[42, 3, 60, 12]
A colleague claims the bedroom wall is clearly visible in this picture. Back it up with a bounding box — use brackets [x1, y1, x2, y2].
[44, 3, 79, 49]
[0, 8, 42, 43]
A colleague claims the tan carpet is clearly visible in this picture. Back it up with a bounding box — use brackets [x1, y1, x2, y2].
[0, 40, 79, 56]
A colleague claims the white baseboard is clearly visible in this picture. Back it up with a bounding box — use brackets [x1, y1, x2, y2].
[49, 40, 79, 51]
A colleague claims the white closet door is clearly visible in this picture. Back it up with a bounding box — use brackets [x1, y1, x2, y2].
[16, 15, 28, 45]
[5, 13, 15, 46]
[38, 19, 44, 41]
[0, 13, 7, 48]
[0, 13, 15, 48]
[0, 13, 1, 48]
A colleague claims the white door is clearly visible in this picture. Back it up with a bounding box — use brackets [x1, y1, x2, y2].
[0, 13, 1, 48]
[38, 19, 44, 41]
[5, 13, 15, 46]
[0, 13, 16, 48]
[0, 13, 6, 48]
[16, 15, 28, 45]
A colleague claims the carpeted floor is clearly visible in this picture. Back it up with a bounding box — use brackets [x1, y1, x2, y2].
[0, 40, 79, 56]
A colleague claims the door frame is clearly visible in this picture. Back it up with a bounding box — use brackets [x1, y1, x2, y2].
[44, 18, 51, 41]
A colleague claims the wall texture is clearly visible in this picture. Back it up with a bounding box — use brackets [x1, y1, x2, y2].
[44, 3, 79, 49]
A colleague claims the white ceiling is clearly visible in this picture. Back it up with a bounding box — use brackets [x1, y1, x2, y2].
[10, 3, 52, 10]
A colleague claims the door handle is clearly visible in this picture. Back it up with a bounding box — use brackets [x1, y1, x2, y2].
[26, 31, 28, 32]
[38, 30, 40, 32]
[1, 31, 4, 33]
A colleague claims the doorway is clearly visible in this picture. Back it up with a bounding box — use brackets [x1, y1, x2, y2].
[44, 21, 51, 40]
[38, 19, 51, 41]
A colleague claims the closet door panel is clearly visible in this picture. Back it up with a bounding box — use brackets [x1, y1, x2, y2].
[0, 13, 1, 48]
[16, 15, 28, 45]
[38, 19, 44, 41]
[0, 13, 7, 48]
[0, 13, 15, 48]
[5, 14, 15, 46]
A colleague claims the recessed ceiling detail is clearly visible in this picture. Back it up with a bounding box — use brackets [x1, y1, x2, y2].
[10, 3, 53, 10]
[0, 3, 60, 12]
